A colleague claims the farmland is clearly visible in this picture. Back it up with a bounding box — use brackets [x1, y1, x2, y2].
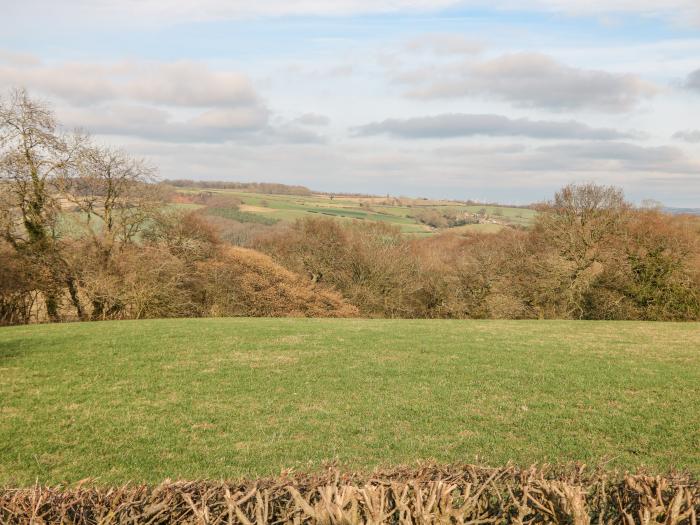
[173, 186, 535, 234]
[2, 318, 699, 486]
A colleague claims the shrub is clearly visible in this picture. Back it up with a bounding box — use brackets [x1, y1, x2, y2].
[196, 247, 358, 318]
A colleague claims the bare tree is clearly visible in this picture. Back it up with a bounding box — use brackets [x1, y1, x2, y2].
[59, 145, 158, 261]
[56, 144, 164, 319]
[0, 88, 85, 320]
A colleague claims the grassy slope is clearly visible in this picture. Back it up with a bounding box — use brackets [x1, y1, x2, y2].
[1, 318, 699, 485]
[186, 189, 532, 233]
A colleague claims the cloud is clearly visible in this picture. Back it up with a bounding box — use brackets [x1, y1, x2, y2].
[684, 69, 700, 91]
[0, 61, 118, 105]
[293, 113, 331, 126]
[0, 50, 41, 67]
[189, 107, 269, 129]
[404, 34, 483, 56]
[520, 0, 700, 24]
[672, 129, 700, 143]
[58, 103, 327, 145]
[60, 104, 265, 143]
[0, 58, 261, 108]
[266, 124, 326, 144]
[0, 56, 302, 144]
[354, 113, 638, 140]
[126, 62, 259, 107]
[8, 0, 700, 25]
[118, 137, 700, 207]
[424, 141, 699, 182]
[533, 142, 698, 172]
[396, 53, 658, 112]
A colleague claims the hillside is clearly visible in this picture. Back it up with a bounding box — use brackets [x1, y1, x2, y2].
[171, 185, 535, 235]
[1, 318, 699, 485]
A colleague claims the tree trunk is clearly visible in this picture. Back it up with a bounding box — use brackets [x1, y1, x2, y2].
[45, 292, 61, 322]
[66, 276, 86, 321]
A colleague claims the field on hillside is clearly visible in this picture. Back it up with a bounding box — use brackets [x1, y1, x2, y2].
[175, 187, 535, 234]
[1, 318, 699, 486]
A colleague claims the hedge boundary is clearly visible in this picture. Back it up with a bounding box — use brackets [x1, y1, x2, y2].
[1, 464, 698, 524]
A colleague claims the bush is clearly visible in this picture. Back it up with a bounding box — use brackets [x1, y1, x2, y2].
[254, 218, 423, 317]
[69, 213, 357, 321]
[195, 247, 358, 318]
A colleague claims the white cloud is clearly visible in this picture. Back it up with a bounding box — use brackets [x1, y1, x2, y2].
[126, 62, 259, 108]
[395, 53, 658, 112]
[0, 59, 261, 108]
[59, 104, 263, 143]
[8, 0, 700, 25]
[673, 129, 700, 143]
[0, 50, 41, 67]
[404, 34, 483, 56]
[0, 62, 118, 105]
[354, 113, 639, 140]
[0, 57, 289, 144]
[59, 104, 322, 145]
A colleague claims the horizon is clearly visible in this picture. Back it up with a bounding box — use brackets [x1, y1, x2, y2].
[3, 1, 700, 206]
[163, 178, 700, 211]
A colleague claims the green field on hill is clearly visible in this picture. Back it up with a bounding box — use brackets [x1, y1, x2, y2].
[1, 318, 699, 485]
[178, 188, 535, 234]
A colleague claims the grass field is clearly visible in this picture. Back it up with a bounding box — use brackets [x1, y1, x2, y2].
[1, 318, 699, 486]
[178, 188, 535, 234]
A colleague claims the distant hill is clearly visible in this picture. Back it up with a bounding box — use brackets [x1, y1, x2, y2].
[664, 207, 700, 216]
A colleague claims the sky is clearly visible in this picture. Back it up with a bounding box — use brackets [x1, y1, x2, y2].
[2, 1, 700, 205]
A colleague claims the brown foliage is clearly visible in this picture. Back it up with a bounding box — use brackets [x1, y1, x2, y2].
[0, 240, 41, 325]
[73, 242, 199, 320]
[620, 210, 700, 320]
[196, 247, 358, 318]
[253, 219, 422, 317]
[2, 464, 698, 524]
[69, 212, 357, 321]
[253, 187, 700, 321]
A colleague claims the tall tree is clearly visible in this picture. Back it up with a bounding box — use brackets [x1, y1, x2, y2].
[534, 183, 631, 318]
[0, 88, 84, 320]
[57, 145, 160, 319]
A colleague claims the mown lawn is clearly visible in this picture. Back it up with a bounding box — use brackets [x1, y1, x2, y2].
[1, 318, 699, 485]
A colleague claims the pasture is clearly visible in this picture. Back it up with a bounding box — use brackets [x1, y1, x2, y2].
[1, 318, 699, 486]
[177, 188, 535, 233]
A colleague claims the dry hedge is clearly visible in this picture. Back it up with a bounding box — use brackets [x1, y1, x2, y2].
[1, 464, 698, 524]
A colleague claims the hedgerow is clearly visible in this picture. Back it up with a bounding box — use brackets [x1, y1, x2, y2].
[2, 464, 698, 524]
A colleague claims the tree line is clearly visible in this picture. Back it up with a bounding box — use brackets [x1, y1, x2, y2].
[2, 89, 698, 324]
[164, 179, 313, 196]
[252, 186, 700, 320]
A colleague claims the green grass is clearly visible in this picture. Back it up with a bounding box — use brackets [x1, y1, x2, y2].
[205, 207, 280, 225]
[449, 223, 506, 234]
[2, 318, 699, 485]
[179, 189, 530, 233]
